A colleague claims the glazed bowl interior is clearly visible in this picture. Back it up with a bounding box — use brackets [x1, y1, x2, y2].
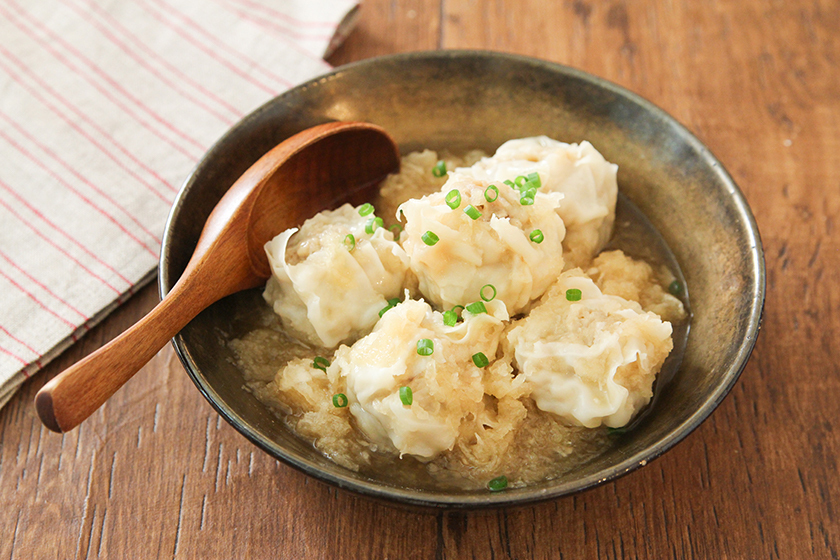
[159, 51, 764, 509]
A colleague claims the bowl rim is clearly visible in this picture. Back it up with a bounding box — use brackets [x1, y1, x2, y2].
[159, 49, 766, 509]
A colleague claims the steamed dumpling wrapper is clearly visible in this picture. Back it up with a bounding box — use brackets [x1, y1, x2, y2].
[461, 136, 618, 268]
[263, 204, 409, 348]
[332, 297, 510, 459]
[506, 269, 674, 428]
[398, 173, 566, 315]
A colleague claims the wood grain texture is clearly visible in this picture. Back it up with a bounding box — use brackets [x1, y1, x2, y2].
[4, 0, 839, 558]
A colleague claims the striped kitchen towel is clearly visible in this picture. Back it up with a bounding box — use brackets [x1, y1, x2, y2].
[0, 0, 359, 408]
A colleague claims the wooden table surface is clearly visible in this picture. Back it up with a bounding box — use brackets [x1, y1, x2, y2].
[4, 1, 838, 558]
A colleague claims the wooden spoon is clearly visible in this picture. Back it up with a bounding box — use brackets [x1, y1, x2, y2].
[35, 121, 400, 433]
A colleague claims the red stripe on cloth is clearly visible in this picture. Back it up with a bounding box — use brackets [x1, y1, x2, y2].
[0, 47, 177, 198]
[141, 0, 292, 92]
[0, 269, 77, 329]
[226, 0, 342, 29]
[0, 250, 89, 322]
[0, 111, 163, 246]
[78, 0, 246, 121]
[0, 129, 160, 258]
[61, 0, 239, 126]
[219, 5, 334, 42]
[0, 345, 29, 367]
[0, 326, 35, 367]
[206, 0, 332, 70]
[5, 0, 207, 156]
[0, 185, 130, 291]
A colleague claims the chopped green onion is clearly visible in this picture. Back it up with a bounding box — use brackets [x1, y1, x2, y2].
[464, 205, 482, 220]
[514, 175, 528, 189]
[332, 393, 348, 408]
[526, 172, 541, 189]
[421, 231, 440, 246]
[668, 280, 683, 296]
[519, 194, 535, 206]
[416, 338, 434, 356]
[445, 189, 461, 209]
[529, 229, 544, 244]
[432, 160, 447, 177]
[472, 352, 489, 368]
[566, 288, 582, 301]
[389, 223, 403, 240]
[344, 233, 356, 252]
[466, 301, 487, 315]
[608, 426, 627, 435]
[503, 179, 515, 188]
[480, 284, 497, 302]
[365, 216, 384, 234]
[399, 386, 413, 405]
[312, 356, 330, 371]
[484, 184, 499, 202]
[488, 475, 508, 492]
[379, 297, 401, 318]
[358, 203, 375, 216]
[442, 309, 458, 327]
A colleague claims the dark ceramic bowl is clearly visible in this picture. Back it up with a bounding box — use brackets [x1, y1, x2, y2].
[159, 51, 765, 509]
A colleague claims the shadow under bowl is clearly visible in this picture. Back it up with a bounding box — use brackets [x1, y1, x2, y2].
[159, 50, 765, 509]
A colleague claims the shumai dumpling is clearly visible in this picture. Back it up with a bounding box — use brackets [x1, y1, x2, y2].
[461, 136, 618, 268]
[398, 173, 566, 315]
[505, 269, 674, 428]
[331, 297, 509, 459]
[585, 249, 687, 324]
[263, 204, 409, 348]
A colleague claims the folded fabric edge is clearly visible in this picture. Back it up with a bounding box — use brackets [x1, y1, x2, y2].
[0, 268, 159, 411]
[323, 3, 361, 58]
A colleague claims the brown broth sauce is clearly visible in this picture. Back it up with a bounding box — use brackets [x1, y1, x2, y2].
[226, 191, 690, 491]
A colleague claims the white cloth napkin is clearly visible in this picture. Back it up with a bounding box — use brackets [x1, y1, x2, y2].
[0, 0, 359, 408]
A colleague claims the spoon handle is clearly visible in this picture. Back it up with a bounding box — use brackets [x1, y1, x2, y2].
[34, 284, 201, 433]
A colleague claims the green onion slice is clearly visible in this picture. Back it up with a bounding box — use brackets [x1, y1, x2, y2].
[484, 184, 499, 202]
[358, 203, 375, 216]
[526, 172, 541, 189]
[488, 475, 508, 492]
[417, 338, 434, 356]
[445, 189, 461, 209]
[442, 309, 458, 327]
[312, 356, 330, 371]
[503, 179, 515, 188]
[668, 280, 683, 296]
[332, 393, 348, 408]
[608, 426, 628, 435]
[389, 223, 403, 240]
[472, 352, 489, 368]
[344, 233, 356, 252]
[480, 284, 496, 302]
[514, 175, 527, 189]
[399, 386, 413, 405]
[566, 288, 583, 301]
[464, 205, 482, 220]
[432, 160, 447, 178]
[421, 231, 440, 246]
[529, 229, 544, 244]
[379, 297, 401, 318]
[466, 301, 487, 315]
[365, 216, 384, 234]
[519, 194, 535, 206]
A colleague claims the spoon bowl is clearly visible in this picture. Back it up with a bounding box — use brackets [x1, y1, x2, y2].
[35, 121, 399, 433]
